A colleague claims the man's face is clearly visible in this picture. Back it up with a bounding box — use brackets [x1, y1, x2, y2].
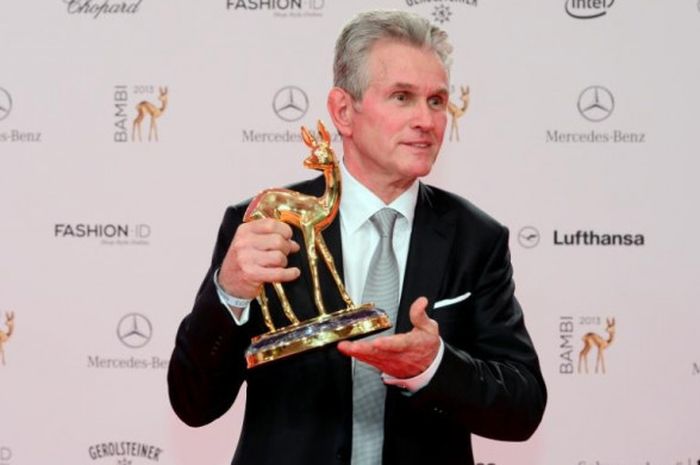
[344, 39, 449, 196]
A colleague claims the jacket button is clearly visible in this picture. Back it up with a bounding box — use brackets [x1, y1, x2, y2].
[336, 446, 349, 463]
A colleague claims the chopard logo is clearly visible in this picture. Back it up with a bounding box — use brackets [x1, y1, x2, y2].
[565, 0, 614, 19]
[64, 0, 144, 18]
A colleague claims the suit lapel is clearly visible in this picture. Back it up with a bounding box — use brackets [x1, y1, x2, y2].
[396, 183, 457, 333]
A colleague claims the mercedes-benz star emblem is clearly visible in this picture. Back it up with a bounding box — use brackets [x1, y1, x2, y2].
[577, 85, 614, 122]
[273, 86, 309, 122]
[518, 226, 541, 249]
[117, 313, 153, 348]
[0, 88, 12, 121]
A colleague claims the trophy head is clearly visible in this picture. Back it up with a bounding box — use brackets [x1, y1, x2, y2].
[301, 121, 336, 171]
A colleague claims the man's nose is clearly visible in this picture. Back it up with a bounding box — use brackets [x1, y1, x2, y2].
[411, 101, 436, 130]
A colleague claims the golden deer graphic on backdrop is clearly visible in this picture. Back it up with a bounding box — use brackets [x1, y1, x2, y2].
[447, 85, 470, 142]
[0, 311, 15, 366]
[132, 87, 168, 142]
[243, 121, 354, 332]
[578, 317, 616, 374]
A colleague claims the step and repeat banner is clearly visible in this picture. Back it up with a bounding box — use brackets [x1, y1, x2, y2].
[1, 1, 699, 464]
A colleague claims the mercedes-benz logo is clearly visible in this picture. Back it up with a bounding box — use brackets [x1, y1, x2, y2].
[272, 86, 309, 122]
[518, 226, 541, 249]
[116, 313, 152, 348]
[577, 85, 614, 122]
[0, 88, 12, 121]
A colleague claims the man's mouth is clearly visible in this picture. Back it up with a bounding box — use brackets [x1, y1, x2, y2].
[403, 141, 432, 149]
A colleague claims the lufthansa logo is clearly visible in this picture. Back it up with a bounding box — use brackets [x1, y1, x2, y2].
[116, 313, 152, 348]
[272, 86, 308, 122]
[518, 226, 541, 249]
[0, 88, 12, 121]
[577, 85, 614, 122]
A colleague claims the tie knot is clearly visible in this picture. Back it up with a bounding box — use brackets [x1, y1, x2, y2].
[370, 208, 399, 238]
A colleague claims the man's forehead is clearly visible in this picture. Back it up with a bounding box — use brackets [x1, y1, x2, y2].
[366, 40, 448, 89]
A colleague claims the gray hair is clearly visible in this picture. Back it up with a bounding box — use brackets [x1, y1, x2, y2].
[333, 10, 453, 101]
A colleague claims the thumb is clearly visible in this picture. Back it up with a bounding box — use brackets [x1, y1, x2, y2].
[409, 297, 438, 334]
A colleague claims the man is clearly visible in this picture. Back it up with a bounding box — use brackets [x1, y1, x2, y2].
[168, 10, 546, 465]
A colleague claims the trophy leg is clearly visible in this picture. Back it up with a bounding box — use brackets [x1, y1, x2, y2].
[257, 288, 276, 332]
[316, 233, 355, 308]
[271, 282, 300, 325]
[302, 225, 327, 316]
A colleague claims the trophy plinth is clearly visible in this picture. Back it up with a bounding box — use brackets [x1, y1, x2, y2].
[245, 304, 391, 368]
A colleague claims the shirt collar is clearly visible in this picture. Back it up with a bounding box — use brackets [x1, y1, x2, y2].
[339, 159, 419, 234]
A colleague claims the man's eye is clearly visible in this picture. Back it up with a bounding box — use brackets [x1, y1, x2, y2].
[392, 92, 409, 102]
[429, 96, 446, 108]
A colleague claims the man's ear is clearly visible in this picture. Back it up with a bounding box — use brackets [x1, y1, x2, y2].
[327, 87, 355, 137]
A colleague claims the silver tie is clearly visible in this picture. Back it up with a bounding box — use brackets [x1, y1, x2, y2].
[351, 208, 400, 465]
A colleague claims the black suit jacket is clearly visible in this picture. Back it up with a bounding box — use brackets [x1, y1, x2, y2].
[168, 176, 546, 465]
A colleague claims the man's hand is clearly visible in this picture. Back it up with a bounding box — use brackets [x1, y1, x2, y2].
[337, 297, 440, 379]
[218, 218, 301, 300]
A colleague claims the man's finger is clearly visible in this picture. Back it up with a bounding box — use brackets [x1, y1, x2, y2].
[409, 296, 438, 333]
[254, 266, 301, 284]
[248, 218, 294, 239]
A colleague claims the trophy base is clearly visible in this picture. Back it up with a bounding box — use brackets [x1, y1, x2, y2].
[245, 304, 391, 368]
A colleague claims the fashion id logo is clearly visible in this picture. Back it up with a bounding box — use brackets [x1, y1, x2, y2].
[54, 223, 151, 246]
[226, 0, 325, 18]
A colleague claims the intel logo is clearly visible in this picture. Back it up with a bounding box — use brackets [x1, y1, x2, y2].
[565, 0, 614, 19]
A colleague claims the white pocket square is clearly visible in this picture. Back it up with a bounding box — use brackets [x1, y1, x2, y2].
[433, 291, 472, 309]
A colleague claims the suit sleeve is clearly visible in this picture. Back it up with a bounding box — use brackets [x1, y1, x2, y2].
[410, 225, 547, 441]
[167, 206, 251, 427]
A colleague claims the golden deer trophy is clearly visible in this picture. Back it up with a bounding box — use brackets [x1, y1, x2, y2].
[447, 85, 470, 142]
[578, 317, 616, 374]
[243, 121, 391, 368]
[0, 311, 15, 366]
[132, 87, 168, 142]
